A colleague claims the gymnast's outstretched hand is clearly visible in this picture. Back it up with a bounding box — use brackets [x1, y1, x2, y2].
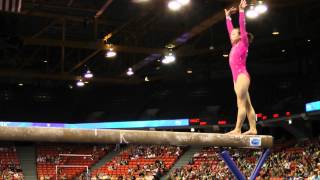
[224, 7, 237, 17]
[239, 0, 247, 11]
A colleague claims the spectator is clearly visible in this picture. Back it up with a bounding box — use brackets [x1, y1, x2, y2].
[170, 139, 320, 180]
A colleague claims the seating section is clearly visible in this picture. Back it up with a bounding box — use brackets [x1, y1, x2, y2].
[169, 139, 320, 179]
[1, 139, 319, 179]
[36, 143, 111, 180]
[0, 144, 24, 180]
[91, 145, 185, 179]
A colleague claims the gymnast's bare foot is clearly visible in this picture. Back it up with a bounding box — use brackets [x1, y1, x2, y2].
[226, 129, 241, 135]
[242, 129, 257, 135]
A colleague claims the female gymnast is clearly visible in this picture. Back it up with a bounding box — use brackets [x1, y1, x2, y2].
[224, 0, 257, 135]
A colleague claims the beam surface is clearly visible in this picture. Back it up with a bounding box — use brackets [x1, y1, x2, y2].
[0, 127, 273, 148]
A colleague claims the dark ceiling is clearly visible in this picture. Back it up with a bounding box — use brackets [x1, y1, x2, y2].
[0, 0, 320, 123]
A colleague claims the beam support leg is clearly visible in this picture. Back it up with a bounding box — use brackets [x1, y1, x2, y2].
[250, 149, 271, 180]
[219, 150, 246, 180]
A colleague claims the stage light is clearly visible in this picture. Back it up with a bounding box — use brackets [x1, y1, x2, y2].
[223, 53, 229, 58]
[76, 79, 85, 87]
[105, 43, 117, 58]
[288, 119, 292, 125]
[272, 31, 280, 35]
[105, 48, 116, 58]
[187, 70, 192, 74]
[84, 70, 93, 79]
[177, 0, 190, 6]
[145, 76, 150, 82]
[255, 1, 268, 14]
[162, 52, 176, 64]
[246, 4, 259, 19]
[168, 0, 182, 11]
[127, 68, 134, 76]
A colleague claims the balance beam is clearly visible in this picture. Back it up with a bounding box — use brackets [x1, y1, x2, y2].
[0, 126, 273, 148]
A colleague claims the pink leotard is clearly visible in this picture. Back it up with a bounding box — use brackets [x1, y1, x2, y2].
[226, 11, 250, 83]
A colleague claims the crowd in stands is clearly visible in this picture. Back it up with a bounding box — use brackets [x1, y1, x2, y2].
[169, 138, 320, 180]
[1, 138, 320, 180]
[91, 145, 184, 180]
[37, 143, 111, 180]
[0, 145, 24, 180]
[259, 139, 320, 179]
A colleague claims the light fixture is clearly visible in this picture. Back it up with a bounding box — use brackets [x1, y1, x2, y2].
[190, 128, 195, 132]
[105, 44, 117, 58]
[18, 83, 23, 86]
[272, 31, 280, 36]
[145, 76, 150, 82]
[127, 67, 134, 76]
[246, 4, 259, 19]
[177, 0, 190, 6]
[255, 1, 268, 14]
[162, 51, 176, 64]
[168, 0, 182, 11]
[76, 79, 85, 87]
[281, 49, 286, 53]
[223, 53, 229, 58]
[105, 48, 117, 58]
[307, 39, 311, 42]
[288, 119, 292, 125]
[84, 70, 93, 79]
[43, 60, 48, 63]
[209, 46, 215, 50]
[187, 70, 192, 74]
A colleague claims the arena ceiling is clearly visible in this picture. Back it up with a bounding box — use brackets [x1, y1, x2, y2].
[0, 0, 319, 128]
[0, 0, 318, 85]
